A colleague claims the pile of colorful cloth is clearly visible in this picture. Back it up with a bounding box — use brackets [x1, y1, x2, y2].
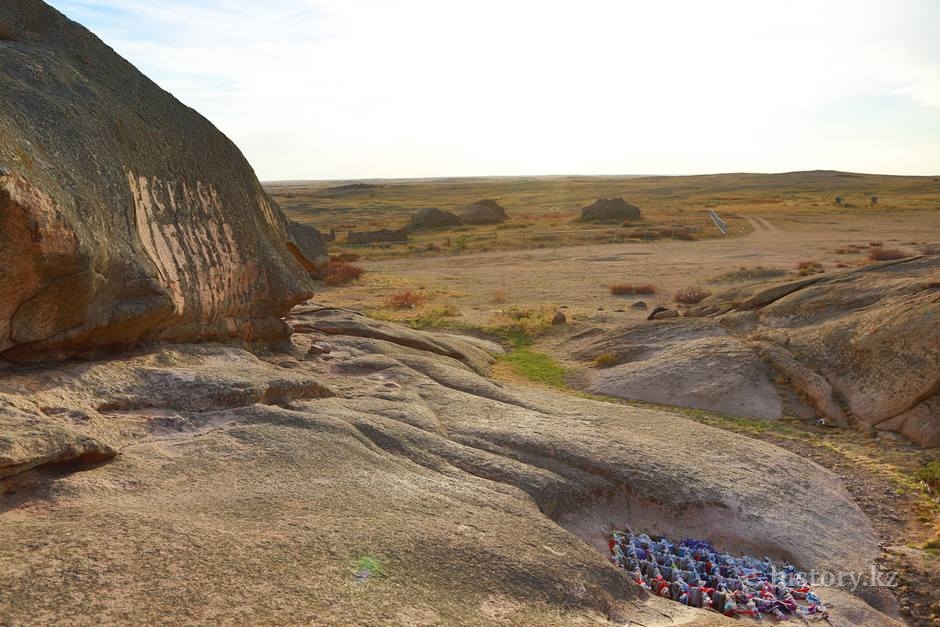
[609, 530, 828, 622]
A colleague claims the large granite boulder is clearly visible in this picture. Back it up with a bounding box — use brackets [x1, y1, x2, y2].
[409, 207, 462, 230]
[0, 0, 314, 362]
[579, 197, 642, 222]
[460, 198, 508, 224]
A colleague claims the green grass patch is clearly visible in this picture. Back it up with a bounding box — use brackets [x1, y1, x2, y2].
[498, 348, 567, 388]
[915, 461, 940, 488]
[354, 555, 384, 577]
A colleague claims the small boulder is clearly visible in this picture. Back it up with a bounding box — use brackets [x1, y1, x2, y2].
[579, 197, 642, 223]
[647, 307, 678, 320]
[286, 220, 330, 275]
[631, 301, 648, 310]
[410, 207, 462, 230]
[552, 311, 566, 325]
[461, 199, 508, 225]
[307, 341, 333, 356]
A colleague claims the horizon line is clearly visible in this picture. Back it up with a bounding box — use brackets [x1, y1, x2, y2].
[262, 168, 940, 185]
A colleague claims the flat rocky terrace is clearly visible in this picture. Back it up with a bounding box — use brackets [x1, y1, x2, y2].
[0, 307, 903, 625]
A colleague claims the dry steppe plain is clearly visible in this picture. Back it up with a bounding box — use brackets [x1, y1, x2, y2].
[271, 171, 940, 624]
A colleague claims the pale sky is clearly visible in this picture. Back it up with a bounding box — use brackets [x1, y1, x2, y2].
[50, 0, 940, 180]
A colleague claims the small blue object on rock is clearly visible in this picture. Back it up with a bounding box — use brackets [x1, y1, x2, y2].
[608, 529, 828, 621]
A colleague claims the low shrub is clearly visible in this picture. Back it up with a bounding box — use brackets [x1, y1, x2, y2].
[323, 260, 364, 285]
[868, 248, 907, 261]
[674, 286, 711, 304]
[610, 283, 656, 296]
[915, 461, 940, 489]
[657, 227, 696, 241]
[490, 306, 556, 341]
[385, 290, 427, 309]
[626, 228, 662, 240]
[670, 229, 696, 241]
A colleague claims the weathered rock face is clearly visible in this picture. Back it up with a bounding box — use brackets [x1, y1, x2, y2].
[409, 207, 462, 230]
[571, 257, 940, 447]
[285, 219, 329, 274]
[0, 305, 898, 624]
[574, 321, 784, 419]
[0, 0, 314, 362]
[579, 197, 642, 222]
[461, 198, 508, 224]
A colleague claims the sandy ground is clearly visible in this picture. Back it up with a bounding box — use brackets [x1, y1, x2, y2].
[324, 209, 940, 326]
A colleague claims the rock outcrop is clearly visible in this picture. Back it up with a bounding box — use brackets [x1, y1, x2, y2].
[570, 257, 940, 446]
[0, 304, 898, 625]
[579, 197, 642, 222]
[461, 199, 509, 224]
[409, 207, 462, 230]
[0, 0, 314, 362]
[285, 219, 330, 274]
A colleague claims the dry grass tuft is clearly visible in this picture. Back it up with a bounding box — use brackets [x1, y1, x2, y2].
[385, 290, 427, 309]
[491, 289, 507, 304]
[610, 283, 656, 296]
[323, 260, 364, 286]
[674, 286, 711, 304]
[797, 260, 825, 276]
[709, 266, 786, 283]
[657, 226, 697, 241]
[593, 353, 620, 368]
[491, 306, 556, 338]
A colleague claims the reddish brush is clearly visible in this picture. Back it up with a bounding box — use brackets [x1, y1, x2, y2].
[385, 290, 427, 309]
[323, 260, 364, 285]
[610, 283, 656, 296]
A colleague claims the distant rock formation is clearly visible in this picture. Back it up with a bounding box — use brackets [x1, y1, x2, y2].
[0, 0, 315, 362]
[409, 207, 462, 230]
[347, 226, 410, 245]
[579, 197, 642, 222]
[461, 199, 508, 224]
